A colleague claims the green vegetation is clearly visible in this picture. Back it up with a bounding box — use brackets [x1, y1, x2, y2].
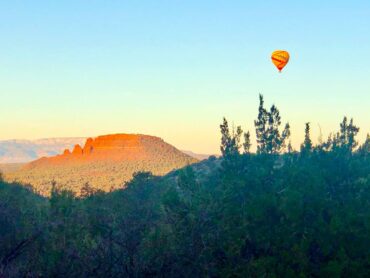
[1, 95, 370, 277]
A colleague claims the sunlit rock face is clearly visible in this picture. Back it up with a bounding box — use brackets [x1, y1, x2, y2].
[6, 134, 198, 195]
[25, 134, 181, 167]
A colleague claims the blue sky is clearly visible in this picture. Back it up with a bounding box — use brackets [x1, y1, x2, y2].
[1, 1, 369, 153]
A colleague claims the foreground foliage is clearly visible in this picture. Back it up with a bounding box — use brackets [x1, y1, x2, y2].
[1, 146, 369, 277]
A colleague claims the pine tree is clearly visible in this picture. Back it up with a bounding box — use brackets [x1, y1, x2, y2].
[220, 117, 231, 157]
[243, 131, 252, 154]
[339, 116, 348, 144]
[301, 122, 312, 154]
[220, 117, 242, 157]
[358, 133, 370, 154]
[281, 123, 291, 151]
[232, 124, 243, 155]
[254, 95, 290, 154]
[347, 118, 360, 151]
[338, 117, 359, 152]
[254, 94, 268, 154]
[267, 104, 281, 153]
[287, 141, 293, 153]
[80, 182, 96, 197]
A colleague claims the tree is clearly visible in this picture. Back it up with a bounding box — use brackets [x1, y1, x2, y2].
[333, 117, 360, 152]
[345, 117, 360, 151]
[281, 123, 291, 151]
[287, 141, 293, 153]
[0, 181, 45, 277]
[177, 166, 198, 195]
[254, 94, 268, 154]
[254, 94, 290, 154]
[243, 131, 252, 154]
[301, 122, 313, 154]
[80, 182, 96, 198]
[220, 117, 242, 157]
[232, 124, 243, 155]
[220, 117, 231, 156]
[358, 134, 370, 154]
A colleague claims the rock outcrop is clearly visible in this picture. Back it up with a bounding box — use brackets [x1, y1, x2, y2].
[7, 134, 198, 195]
[72, 144, 83, 155]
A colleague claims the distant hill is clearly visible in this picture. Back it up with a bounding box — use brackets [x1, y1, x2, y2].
[5, 134, 197, 195]
[0, 138, 86, 163]
[181, 150, 217, 161]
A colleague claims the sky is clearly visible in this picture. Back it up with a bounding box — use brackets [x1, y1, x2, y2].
[0, 1, 369, 154]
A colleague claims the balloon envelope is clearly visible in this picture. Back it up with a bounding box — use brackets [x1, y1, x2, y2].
[271, 50, 290, 72]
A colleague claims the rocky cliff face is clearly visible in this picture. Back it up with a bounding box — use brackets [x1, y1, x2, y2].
[25, 134, 184, 167]
[6, 134, 197, 195]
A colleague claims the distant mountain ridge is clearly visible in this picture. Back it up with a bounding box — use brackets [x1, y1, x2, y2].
[181, 150, 218, 161]
[5, 134, 197, 195]
[0, 138, 86, 163]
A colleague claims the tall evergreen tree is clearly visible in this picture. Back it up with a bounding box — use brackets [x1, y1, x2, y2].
[243, 131, 252, 154]
[358, 133, 370, 154]
[220, 117, 242, 157]
[287, 141, 293, 153]
[337, 117, 360, 152]
[254, 94, 268, 154]
[254, 95, 290, 154]
[281, 123, 291, 151]
[301, 122, 312, 154]
[266, 104, 281, 153]
[233, 125, 243, 154]
[220, 117, 231, 157]
[347, 118, 360, 151]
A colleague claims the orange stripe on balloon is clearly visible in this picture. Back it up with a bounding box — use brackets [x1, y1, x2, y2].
[271, 57, 284, 63]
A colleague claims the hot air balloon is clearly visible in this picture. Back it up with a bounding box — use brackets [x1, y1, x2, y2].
[271, 50, 290, 72]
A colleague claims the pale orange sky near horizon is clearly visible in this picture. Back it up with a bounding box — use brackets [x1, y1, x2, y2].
[2, 92, 369, 155]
